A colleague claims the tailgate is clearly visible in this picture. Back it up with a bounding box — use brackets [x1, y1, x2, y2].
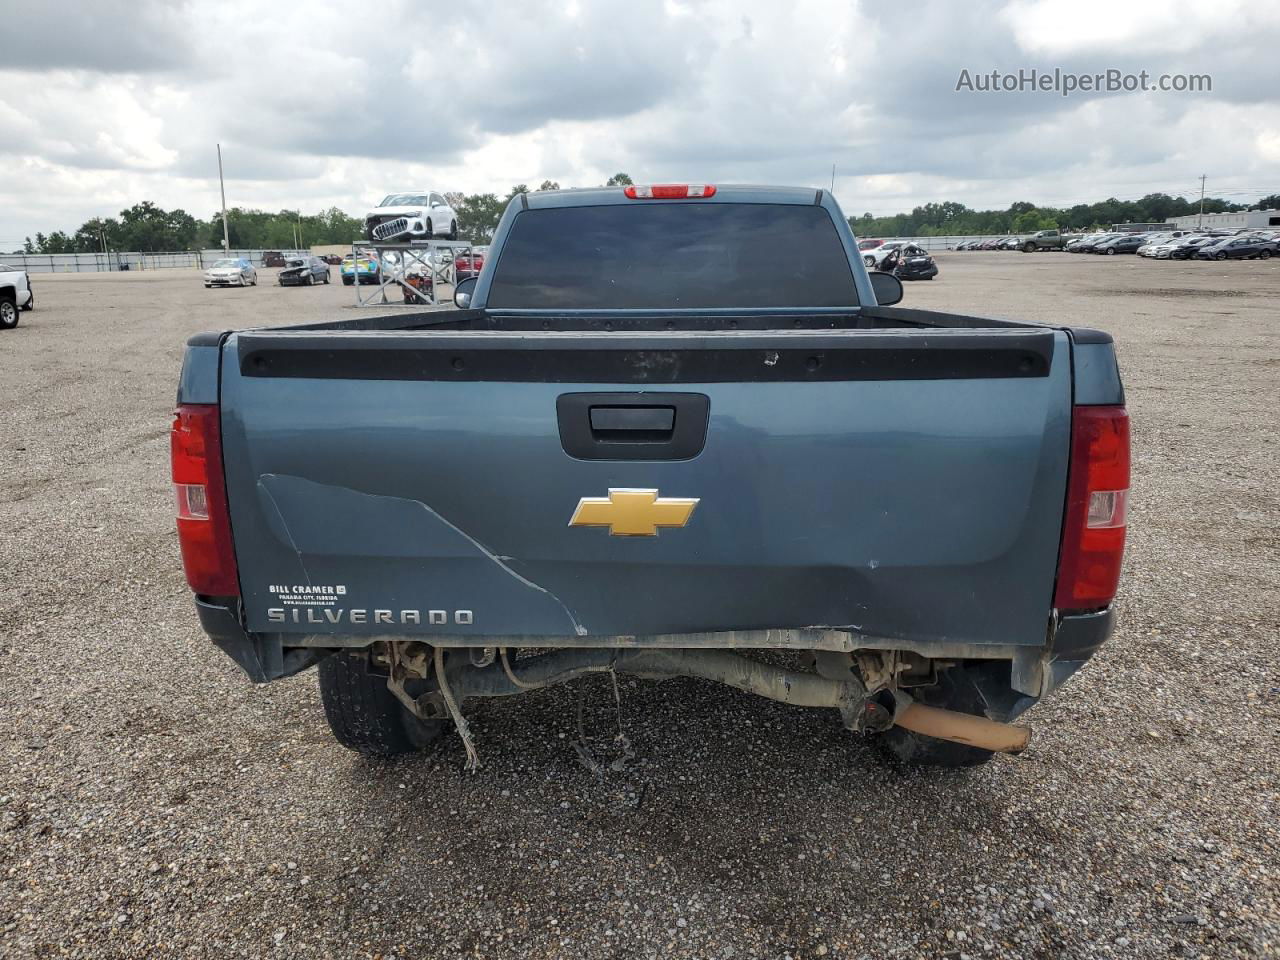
[220, 328, 1071, 648]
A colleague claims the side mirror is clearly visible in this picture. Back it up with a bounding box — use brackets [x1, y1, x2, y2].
[454, 276, 479, 309]
[869, 271, 903, 305]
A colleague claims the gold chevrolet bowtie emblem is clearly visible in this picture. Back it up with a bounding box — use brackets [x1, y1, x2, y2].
[568, 488, 699, 537]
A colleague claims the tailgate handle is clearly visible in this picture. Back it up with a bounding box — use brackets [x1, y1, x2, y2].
[558, 392, 709, 461]
[589, 405, 675, 439]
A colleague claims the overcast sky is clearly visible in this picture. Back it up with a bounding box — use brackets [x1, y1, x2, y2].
[2, 0, 1278, 244]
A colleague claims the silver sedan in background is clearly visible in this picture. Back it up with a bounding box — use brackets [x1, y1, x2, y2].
[203, 258, 257, 288]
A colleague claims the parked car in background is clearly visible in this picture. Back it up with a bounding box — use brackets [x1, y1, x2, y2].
[278, 256, 331, 286]
[1144, 237, 1194, 259]
[1094, 234, 1151, 256]
[203, 258, 257, 288]
[858, 238, 885, 252]
[454, 247, 488, 281]
[863, 240, 910, 267]
[320, 254, 343, 265]
[1, 264, 35, 328]
[1021, 229, 1069, 252]
[1073, 234, 1118, 253]
[1166, 236, 1216, 260]
[1197, 236, 1277, 260]
[364, 191, 459, 242]
[885, 244, 938, 280]
[263, 251, 286, 268]
[340, 253, 381, 285]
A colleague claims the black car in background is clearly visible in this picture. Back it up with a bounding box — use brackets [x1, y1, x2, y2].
[1165, 236, 1217, 260]
[1196, 236, 1277, 260]
[883, 243, 938, 280]
[278, 255, 331, 286]
[1093, 234, 1150, 255]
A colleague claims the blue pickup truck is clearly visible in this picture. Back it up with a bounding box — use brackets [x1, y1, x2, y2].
[173, 184, 1128, 768]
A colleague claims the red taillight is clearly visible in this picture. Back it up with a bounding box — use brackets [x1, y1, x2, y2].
[171, 404, 240, 596]
[1054, 405, 1129, 610]
[623, 184, 717, 199]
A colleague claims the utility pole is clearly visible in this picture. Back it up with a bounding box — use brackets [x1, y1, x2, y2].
[1198, 173, 1207, 228]
[217, 143, 230, 254]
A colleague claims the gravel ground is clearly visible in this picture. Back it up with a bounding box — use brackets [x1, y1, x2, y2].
[1, 254, 1277, 959]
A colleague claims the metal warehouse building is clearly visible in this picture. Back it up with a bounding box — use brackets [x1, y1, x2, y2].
[1169, 208, 1280, 230]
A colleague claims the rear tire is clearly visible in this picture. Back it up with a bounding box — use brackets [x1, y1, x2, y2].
[0, 297, 18, 329]
[448, 220, 458, 240]
[318, 650, 445, 756]
[1260, 249, 1272, 260]
[875, 667, 996, 767]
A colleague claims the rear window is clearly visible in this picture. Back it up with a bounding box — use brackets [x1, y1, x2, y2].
[486, 203, 859, 309]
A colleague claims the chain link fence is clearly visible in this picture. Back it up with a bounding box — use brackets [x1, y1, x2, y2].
[0, 249, 310, 274]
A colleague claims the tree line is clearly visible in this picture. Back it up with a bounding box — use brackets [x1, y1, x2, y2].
[17, 181, 1275, 254]
[16, 174, 636, 255]
[852, 193, 1280, 238]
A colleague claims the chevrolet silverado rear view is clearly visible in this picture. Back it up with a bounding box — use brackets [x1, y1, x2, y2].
[174, 184, 1128, 768]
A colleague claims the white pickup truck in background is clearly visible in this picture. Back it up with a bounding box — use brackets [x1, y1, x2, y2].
[0, 264, 35, 329]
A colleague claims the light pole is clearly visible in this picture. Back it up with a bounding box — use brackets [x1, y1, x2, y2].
[217, 143, 230, 254]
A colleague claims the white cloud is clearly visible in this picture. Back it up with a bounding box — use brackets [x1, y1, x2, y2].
[1000, 0, 1280, 55]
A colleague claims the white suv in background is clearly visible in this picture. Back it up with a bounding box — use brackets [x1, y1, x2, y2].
[364, 192, 459, 242]
[0, 264, 35, 329]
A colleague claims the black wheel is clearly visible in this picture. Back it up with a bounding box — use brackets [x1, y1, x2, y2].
[863, 255, 875, 267]
[448, 220, 458, 240]
[324, 270, 331, 282]
[318, 650, 444, 756]
[1023, 242, 1036, 253]
[1215, 251, 1227, 260]
[342, 277, 353, 286]
[425, 218, 434, 239]
[20, 291, 33, 311]
[1105, 247, 1116, 255]
[306, 273, 314, 285]
[1260, 249, 1272, 260]
[0, 297, 18, 329]
[875, 667, 996, 767]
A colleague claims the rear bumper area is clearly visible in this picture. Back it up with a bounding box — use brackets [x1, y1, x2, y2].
[195, 597, 1117, 692]
[195, 598, 329, 682]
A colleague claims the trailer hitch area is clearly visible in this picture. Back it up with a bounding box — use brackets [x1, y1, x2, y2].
[377, 642, 1030, 757]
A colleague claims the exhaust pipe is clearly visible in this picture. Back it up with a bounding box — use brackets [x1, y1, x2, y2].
[894, 699, 1031, 754]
